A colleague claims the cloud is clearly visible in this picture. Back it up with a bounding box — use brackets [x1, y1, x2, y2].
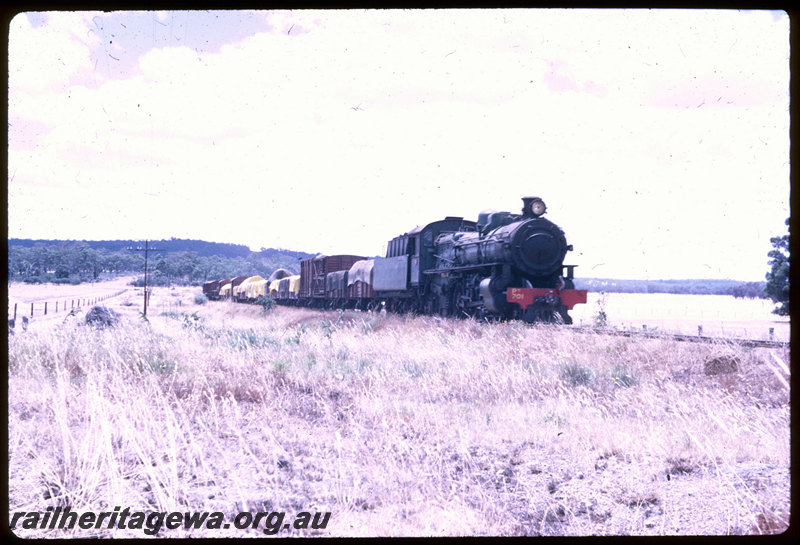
[7, 9, 790, 279]
[9, 12, 100, 95]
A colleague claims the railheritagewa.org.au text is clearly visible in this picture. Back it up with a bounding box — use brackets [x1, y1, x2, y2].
[10, 506, 331, 535]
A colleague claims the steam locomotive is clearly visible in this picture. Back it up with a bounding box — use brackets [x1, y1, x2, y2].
[203, 197, 587, 323]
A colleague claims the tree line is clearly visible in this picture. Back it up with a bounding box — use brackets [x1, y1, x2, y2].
[7, 240, 313, 286]
[572, 278, 768, 298]
[8, 237, 253, 259]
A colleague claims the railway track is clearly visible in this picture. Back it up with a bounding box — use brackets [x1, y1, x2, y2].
[570, 325, 790, 349]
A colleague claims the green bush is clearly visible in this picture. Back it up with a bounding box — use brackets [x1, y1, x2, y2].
[255, 296, 275, 312]
[226, 328, 277, 350]
[594, 291, 608, 327]
[561, 362, 596, 387]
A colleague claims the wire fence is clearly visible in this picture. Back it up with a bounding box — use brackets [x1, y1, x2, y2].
[8, 290, 127, 321]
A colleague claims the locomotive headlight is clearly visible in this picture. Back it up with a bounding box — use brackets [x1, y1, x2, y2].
[531, 199, 547, 216]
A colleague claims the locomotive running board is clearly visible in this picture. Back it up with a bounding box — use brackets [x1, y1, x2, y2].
[423, 262, 504, 274]
[506, 287, 588, 310]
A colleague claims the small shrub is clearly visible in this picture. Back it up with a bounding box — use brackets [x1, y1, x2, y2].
[357, 358, 372, 372]
[561, 362, 596, 387]
[147, 355, 176, 374]
[194, 293, 208, 305]
[226, 328, 277, 350]
[594, 292, 608, 327]
[182, 312, 204, 332]
[611, 364, 637, 387]
[285, 323, 307, 345]
[321, 310, 345, 338]
[256, 296, 275, 313]
[401, 361, 425, 378]
[543, 411, 567, 427]
[704, 355, 740, 376]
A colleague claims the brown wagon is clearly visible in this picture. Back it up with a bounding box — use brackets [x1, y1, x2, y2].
[300, 255, 365, 300]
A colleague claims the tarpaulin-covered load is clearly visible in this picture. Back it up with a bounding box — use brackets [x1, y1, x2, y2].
[219, 283, 232, 297]
[257, 279, 270, 298]
[288, 275, 301, 296]
[347, 259, 376, 299]
[373, 255, 408, 291]
[244, 277, 268, 299]
[347, 260, 373, 286]
[326, 270, 348, 293]
[269, 268, 292, 282]
[268, 280, 280, 296]
[234, 276, 265, 298]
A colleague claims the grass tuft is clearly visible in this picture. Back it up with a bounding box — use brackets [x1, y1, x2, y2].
[560, 361, 596, 387]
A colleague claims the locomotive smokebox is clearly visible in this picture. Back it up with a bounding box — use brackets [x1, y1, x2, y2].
[522, 196, 546, 218]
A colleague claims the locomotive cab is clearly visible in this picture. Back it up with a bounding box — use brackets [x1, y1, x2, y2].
[386, 217, 477, 287]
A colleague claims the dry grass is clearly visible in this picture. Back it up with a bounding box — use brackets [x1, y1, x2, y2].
[7, 294, 791, 537]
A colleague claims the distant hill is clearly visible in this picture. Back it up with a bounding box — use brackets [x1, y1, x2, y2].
[8, 237, 253, 259]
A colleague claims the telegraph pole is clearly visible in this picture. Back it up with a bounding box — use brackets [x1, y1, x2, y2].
[127, 240, 163, 316]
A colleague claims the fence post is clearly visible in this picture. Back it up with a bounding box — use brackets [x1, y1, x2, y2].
[698, 325, 703, 336]
[56, 301, 58, 312]
[14, 303, 17, 320]
[769, 327, 774, 340]
[31, 303, 34, 317]
[44, 302, 47, 315]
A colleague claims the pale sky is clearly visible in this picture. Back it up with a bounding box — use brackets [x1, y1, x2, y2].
[7, 9, 790, 280]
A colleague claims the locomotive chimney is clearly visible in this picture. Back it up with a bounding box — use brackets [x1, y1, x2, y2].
[522, 196, 535, 218]
[521, 196, 546, 218]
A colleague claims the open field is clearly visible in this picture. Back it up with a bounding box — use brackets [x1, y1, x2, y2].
[7, 282, 791, 536]
[570, 292, 790, 342]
